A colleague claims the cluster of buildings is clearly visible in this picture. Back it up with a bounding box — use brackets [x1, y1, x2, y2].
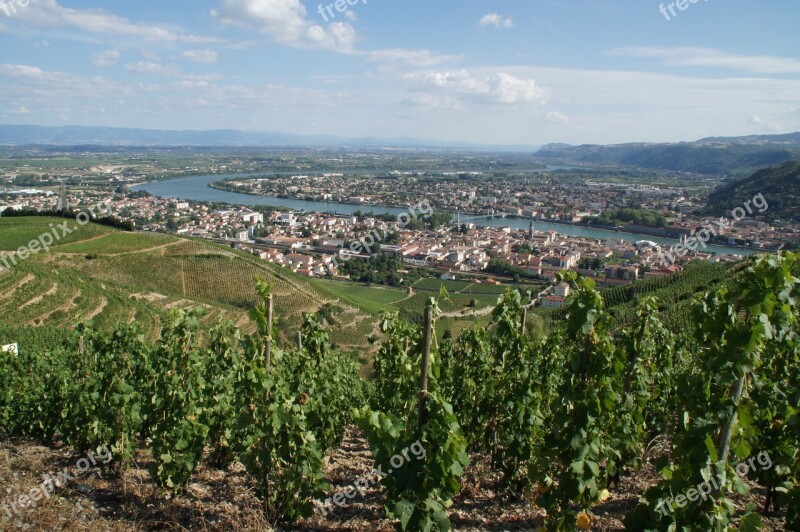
[3, 184, 797, 308]
[218, 175, 795, 251]
[220, 175, 680, 220]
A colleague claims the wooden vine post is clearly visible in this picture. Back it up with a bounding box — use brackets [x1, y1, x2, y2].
[418, 304, 434, 427]
[266, 293, 273, 370]
[520, 306, 528, 336]
[264, 292, 274, 516]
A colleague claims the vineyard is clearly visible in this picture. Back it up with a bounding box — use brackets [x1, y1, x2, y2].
[0, 252, 797, 530]
[52, 232, 176, 255]
[0, 216, 113, 251]
[534, 261, 742, 334]
[0, 217, 520, 357]
[0, 218, 389, 351]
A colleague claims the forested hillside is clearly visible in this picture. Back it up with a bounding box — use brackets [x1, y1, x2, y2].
[702, 160, 800, 222]
[535, 142, 800, 175]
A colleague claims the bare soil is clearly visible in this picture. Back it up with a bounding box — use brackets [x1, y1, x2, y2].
[0, 428, 788, 531]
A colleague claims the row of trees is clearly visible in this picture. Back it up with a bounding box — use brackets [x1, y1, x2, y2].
[586, 207, 668, 228]
[0, 208, 134, 231]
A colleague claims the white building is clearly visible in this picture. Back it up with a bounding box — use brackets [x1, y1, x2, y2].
[242, 212, 264, 224]
[553, 283, 571, 298]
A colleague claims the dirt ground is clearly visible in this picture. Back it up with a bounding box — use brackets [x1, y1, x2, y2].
[0, 428, 789, 531]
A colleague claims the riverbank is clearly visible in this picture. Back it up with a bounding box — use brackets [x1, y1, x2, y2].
[209, 181, 425, 213]
[496, 216, 772, 253]
[207, 182, 763, 252]
[131, 174, 756, 257]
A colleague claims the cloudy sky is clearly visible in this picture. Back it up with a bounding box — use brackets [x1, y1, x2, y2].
[0, 0, 798, 146]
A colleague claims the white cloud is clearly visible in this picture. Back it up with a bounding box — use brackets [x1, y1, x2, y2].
[212, 0, 357, 51]
[479, 13, 514, 29]
[749, 115, 782, 133]
[123, 60, 222, 82]
[407, 70, 547, 106]
[614, 47, 800, 74]
[91, 50, 121, 67]
[3, 0, 221, 44]
[0, 63, 131, 122]
[126, 62, 172, 75]
[183, 49, 219, 64]
[0, 62, 339, 130]
[486, 65, 800, 142]
[401, 93, 462, 111]
[367, 49, 462, 68]
[545, 111, 569, 124]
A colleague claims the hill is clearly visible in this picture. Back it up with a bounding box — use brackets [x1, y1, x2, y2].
[702, 160, 800, 222]
[535, 137, 800, 175]
[0, 217, 378, 351]
[0, 217, 506, 353]
[0, 124, 538, 151]
[697, 132, 800, 146]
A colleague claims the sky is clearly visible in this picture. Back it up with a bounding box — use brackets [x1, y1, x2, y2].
[0, 0, 799, 146]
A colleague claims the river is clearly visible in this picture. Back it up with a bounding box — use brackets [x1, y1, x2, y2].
[131, 174, 754, 257]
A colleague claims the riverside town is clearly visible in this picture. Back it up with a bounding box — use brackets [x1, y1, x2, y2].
[1, 1, 798, 530]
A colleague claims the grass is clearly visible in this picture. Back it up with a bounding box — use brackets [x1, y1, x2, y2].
[53, 232, 175, 254]
[437, 314, 493, 342]
[310, 278, 408, 315]
[413, 278, 474, 292]
[0, 219, 344, 350]
[0, 216, 114, 252]
[0, 217, 513, 354]
[0, 218, 398, 353]
[459, 283, 510, 296]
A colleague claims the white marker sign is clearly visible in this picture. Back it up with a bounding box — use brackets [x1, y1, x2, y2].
[2, 343, 18, 355]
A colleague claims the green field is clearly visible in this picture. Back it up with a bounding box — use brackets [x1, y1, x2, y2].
[412, 278, 475, 292]
[312, 277, 507, 324]
[0, 219, 373, 351]
[437, 314, 494, 342]
[0, 217, 506, 356]
[310, 279, 408, 315]
[53, 232, 175, 254]
[0, 216, 113, 251]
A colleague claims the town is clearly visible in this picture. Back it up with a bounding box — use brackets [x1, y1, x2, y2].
[3, 167, 797, 308]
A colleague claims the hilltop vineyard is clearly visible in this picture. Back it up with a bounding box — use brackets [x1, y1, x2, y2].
[0, 253, 798, 530]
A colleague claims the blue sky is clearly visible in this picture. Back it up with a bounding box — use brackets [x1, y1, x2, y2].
[0, 0, 798, 146]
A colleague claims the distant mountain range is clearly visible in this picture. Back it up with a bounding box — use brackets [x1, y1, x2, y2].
[0, 125, 537, 152]
[695, 132, 800, 146]
[4, 125, 799, 176]
[536, 133, 800, 175]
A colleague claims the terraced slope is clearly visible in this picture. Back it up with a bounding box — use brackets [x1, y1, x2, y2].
[0, 218, 374, 352]
[0, 217, 507, 354]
